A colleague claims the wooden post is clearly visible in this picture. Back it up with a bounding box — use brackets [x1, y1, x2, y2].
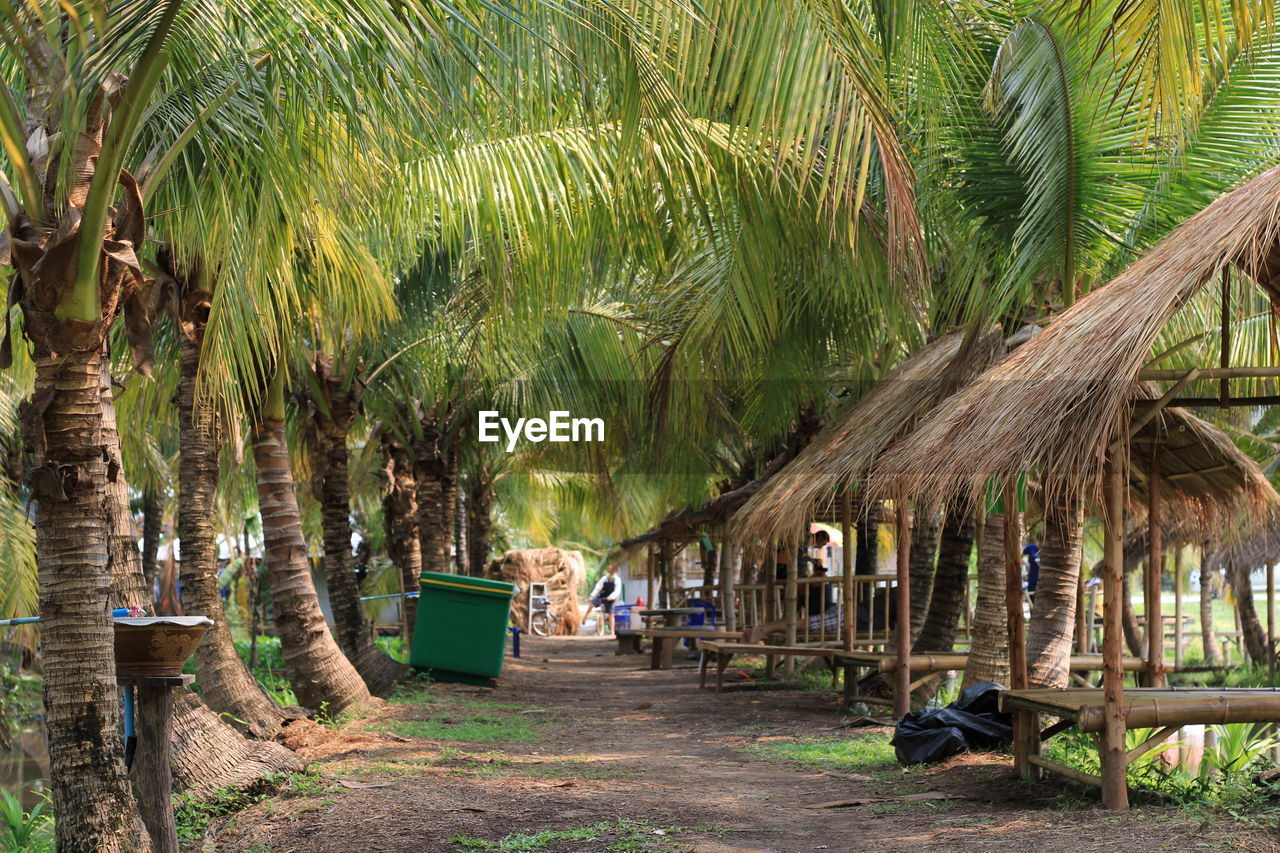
[765, 541, 778, 678]
[647, 544, 656, 609]
[722, 537, 737, 632]
[1075, 550, 1090, 654]
[1004, 479, 1027, 690]
[1268, 561, 1276, 682]
[841, 488, 855, 698]
[126, 674, 194, 853]
[1102, 457, 1129, 810]
[1172, 545, 1182, 671]
[1147, 446, 1165, 687]
[784, 536, 799, 675]
[895, 499, 912, 718]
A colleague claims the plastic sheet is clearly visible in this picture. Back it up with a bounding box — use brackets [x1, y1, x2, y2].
[890, 681, 1013, 765]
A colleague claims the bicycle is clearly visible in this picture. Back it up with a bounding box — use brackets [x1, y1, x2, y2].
[529, 594, 559, 636]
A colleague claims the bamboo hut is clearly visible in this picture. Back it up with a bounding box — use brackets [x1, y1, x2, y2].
[868, 162, 1280, 809]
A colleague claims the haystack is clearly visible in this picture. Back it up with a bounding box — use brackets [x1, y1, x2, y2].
[486, 547, 585, 635]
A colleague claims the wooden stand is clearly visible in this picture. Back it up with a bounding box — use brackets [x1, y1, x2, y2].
[120, 674, 194, 853]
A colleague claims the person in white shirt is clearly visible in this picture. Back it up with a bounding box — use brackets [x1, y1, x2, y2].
[589, 564, 623, 635]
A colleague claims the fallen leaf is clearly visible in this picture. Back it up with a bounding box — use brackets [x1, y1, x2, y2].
[803, 799, 881, 809]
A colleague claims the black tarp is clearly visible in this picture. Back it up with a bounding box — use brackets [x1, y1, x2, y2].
[890, 681, 1013, 765]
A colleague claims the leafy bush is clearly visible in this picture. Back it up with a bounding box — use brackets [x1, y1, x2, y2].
[0, 789, 53, 853]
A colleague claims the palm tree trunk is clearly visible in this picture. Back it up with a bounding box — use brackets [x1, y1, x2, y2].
[27, 347, 152, 852]
[313, 379, 407, 694]
[1026, 493, 1083, 688]
[1200, 545, 1223, 665]
[467, 473, 493, 577]
[1122, 570, 1145, 657]
[106, 356, 302, 792]
[414, 424, 452, 575]
[383, 437, 422, 644]
[908, 511, 941, 639]
[141, 488, 162, 604]
[254, 370, 371, 716]
[454, 486, 469, 575]
[177, 334, 296, 738]
[1228, 560, 1271, 667]
[963, 509, 1009, 689]
[855, 500, 880, 574]
[916, 506, 975, 653]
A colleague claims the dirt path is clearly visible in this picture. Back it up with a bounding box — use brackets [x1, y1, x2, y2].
[212, 636, 1279, 852]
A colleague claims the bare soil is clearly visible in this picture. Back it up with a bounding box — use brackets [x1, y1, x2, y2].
[209, 636, 1280, 852]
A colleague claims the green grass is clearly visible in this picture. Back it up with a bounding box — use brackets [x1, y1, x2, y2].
[369, 696, 548, 743]
[174, 769, 331, 847]
[450, 819, 691, 852]
[746, 734, 900, 776]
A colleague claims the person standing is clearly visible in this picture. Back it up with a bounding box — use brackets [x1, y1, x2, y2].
[589, 564, 624, 635]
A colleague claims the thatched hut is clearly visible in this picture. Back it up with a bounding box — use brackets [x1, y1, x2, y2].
[732, 327, 1005, 545]
[867, 162, 1280, 810]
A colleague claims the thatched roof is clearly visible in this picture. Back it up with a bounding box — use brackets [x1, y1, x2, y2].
[870, 161, 1280, 508]
[1125, 395, 1279, 523]
[731, 327, 1005, 543]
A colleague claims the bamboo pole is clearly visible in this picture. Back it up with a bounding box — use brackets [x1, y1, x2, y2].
[1102, 457, 1129, 810]
[1004, 479, 1027, 690]
[647, 544, 656, 609]
[1076, 550, 1090, 654]
[895, 499, 912, 718]
[842, 488, 854, 650]
[784, 536, 799, 676]
[1264, 560, 1277, 665]
[1174, 545, 1184, 670]
[723, 537, 737, 632]
[766, 542, 778, 678]
[1147, 446, 1165, 687]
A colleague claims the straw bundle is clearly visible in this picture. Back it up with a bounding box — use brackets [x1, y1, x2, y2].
[732, 327, 1003, 543]
[870, 162, 1280, 509]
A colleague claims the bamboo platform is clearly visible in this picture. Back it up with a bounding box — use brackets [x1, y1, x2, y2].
[1000, 687, 1280, 791]
[696, 640, 843, 692]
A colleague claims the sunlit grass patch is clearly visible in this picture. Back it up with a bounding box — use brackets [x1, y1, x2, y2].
[450, 818, 690, 852]
[747, 734, 899, 775]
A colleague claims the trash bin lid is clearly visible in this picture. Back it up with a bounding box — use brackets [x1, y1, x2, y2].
[419, 571, 517, 598]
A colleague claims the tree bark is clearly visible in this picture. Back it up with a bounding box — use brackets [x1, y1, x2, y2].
[113, 348, 302, 791]
[1026, 493, 1083, 688]
[311, 360, 407, 695]
[454, 484, 469, 575]
[963, 509, 1009, 688]
[1121, 570, 1145, 658]
[1200, 545, 1223, 665]
[916, 505, 975, 653]
[141, 488, 162, 604]
[855, 500, 880, 574]
[467, 472, 493, 578]
[907, 511, 941, 639]
[177, 333, 296, 738]
[27, 348, 152, 852]
[383, 437, 422, 644]
[253, 375, 372, 716]
[1227, 559, 1271, 667]
[414, 422, 452, 575]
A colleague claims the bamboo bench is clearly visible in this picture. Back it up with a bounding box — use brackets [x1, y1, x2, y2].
[696, 640, 843, 691]
[1000, 687, 1280, 792]
[830, 651, 1148, 707]
[638, 629, 744, 670]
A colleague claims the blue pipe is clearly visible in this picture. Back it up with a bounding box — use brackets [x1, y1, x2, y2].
[0, 608, 131, 627]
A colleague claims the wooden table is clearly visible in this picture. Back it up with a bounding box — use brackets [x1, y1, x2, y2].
[120, 673, 194, 853]
[637, 628, 743, 669]
[697, 640, 842, 691]
[635, 607, 703, 628]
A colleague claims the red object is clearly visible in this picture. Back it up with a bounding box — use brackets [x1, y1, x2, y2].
[635, 596, 646, 608]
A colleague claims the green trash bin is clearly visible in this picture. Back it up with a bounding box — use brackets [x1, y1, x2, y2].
[409, 571, 517, 682]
